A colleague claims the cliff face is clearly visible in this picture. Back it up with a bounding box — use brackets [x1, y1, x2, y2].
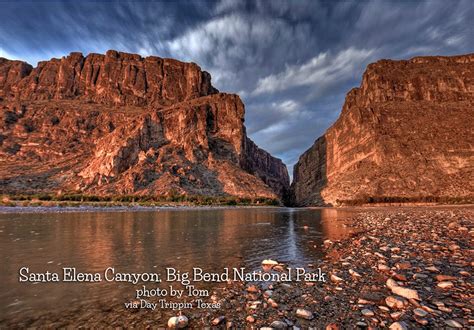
[2, 50, 217, 106]
[292, 54, 474, 206]
[0, 51, 289, 200]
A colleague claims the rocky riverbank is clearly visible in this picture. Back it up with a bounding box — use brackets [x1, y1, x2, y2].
[1, 207, 472, 328]
[195, 208, 472, 329]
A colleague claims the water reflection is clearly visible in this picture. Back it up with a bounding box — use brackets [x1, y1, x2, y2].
[0, 207, 356, 319]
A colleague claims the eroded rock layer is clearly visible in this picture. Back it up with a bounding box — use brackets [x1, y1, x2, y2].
[292, 54, 474, 206]
[0, 51, 289, 200]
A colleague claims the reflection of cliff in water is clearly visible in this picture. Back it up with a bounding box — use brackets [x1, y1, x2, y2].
[0, 208, 358, 319]
[319, 208, 356, 239]
[0, 208, 357, 279]
[247, 208, 358, 267]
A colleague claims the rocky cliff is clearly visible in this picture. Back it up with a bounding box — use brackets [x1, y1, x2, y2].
[292, 54, 474, 206]
[0, 51, 289, 200]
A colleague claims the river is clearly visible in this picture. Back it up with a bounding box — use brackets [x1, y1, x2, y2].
[0, 207, 358, 322]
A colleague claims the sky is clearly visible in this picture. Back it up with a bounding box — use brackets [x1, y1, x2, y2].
[1, 0, 473, 178]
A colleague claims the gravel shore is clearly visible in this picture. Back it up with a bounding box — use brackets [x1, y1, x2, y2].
[1, 207, 472, 328]
[210, 208, 473, 329]
[0, 205, 279, 213]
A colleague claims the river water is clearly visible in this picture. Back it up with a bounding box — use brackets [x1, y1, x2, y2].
[0, 207, 358, 321]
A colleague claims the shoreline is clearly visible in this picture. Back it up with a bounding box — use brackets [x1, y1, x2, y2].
[0, 204, 286, 214]
[1, 207, 472, 327]
[0, 203, 472, 214]
[191, 208, 473, 328]
[212, 208, 472, 328]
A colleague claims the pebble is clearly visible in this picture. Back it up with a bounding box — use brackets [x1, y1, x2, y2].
[425, 266, 440, 272]
[245, 315, 255, 323]
[357, 298, 373, 305]
[262, 259, 278, 271]
[274, 265, 285, 272]
[439, 306, 453, 313]
[385, 296, 406, 309]
[415, 318, 428, 325]
[390, 312, 402, 320]
[436, 275, 457, 281]
[444, 319, 463, 328]
[389, 321, 408, 330]
[249, 301, 261, 309]
[167, 315, 188, 329]
[296, 308, 314, 320]
[421, 305, 436, 313]
[330, 274, 344, 283]
[324, 239, 333, 246]
[393, 273, 407, 281]
[409, 298, 421, 307]
[361, 308, 374, 317]
[268, 298, 278, 308]
[349, 269, 362, 278]
[270, 320, 287, 328]
[262, 259, 278, 266]
[437, 281, 454, 289]
[396, 262, 411, 270]
[390, 285, 420, 300]
[448, 244, 460, 251]
[433, 300, 444, 307]
[211, 316, 225, 326]
[413, 308, 428, 317]
[378, 263, 390, 271]
[246, 285, 259, 293]
[386, 278, 398, 289]
[375, 252, 386, 259]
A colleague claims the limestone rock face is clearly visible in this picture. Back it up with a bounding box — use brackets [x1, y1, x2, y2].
[0, 51, 289, 200]
[0, 58, 32, 95]
[6, 50, 217, 106]
[291, 54, 474, 206]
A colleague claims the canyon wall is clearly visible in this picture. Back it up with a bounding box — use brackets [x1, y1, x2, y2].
[0, 51, 289, 200]
[292, 54, 474, 206]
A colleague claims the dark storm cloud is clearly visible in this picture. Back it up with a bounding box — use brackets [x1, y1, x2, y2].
[0, 0, 211, 62]
[0, 0, 472, 178]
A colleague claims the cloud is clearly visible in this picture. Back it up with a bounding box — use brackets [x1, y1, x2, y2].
[214, 0, 246, 14]
[249, 102, 338, 180]
[445, 35, 464, 47]
[0, 1, 210, 65]
[246, 99, 304, 135]
[253, 47, 375, 96]
[166, 13, 317, 92]
[0, 48, 18, 60]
